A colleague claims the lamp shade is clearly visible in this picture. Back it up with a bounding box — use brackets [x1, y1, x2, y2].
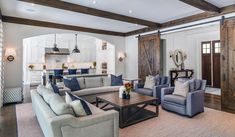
[5, 48, 16, 57]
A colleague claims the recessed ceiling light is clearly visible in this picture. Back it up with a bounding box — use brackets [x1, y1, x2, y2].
[129, 10, 133, 14]
[31, 3, 35, 6]
[92, 0, 96, 4]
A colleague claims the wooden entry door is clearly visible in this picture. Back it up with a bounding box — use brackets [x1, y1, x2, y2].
[221, 19, 235, 110]
[201, 41, 221, 88]
[212, 41, 221, 88]
[201, 41, 212, 86]
[138, 34, 161, 83]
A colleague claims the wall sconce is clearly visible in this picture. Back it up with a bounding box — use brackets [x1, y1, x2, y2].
[5, 48, 16, 62]
[118, 52, 127, 62]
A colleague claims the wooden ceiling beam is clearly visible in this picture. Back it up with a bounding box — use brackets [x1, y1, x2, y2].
[179, 0, 220, 13]
[2, 16, 126, 36]
[18, 0, 160, 27]
[126, 4, 235, 36]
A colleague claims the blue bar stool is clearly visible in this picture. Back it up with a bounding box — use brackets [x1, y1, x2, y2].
[81, 68, 89, 74]
[53, 69, 64, 84]
[68, 69, 77, 75]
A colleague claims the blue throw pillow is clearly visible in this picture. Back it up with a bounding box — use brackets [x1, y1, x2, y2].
[66, 92, 92, 115]
[111, 74, 123, 86]
[51, 83, 61, 95]
[63, 77, 80, 91]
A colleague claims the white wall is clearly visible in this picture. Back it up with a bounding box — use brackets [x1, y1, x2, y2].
[3, 23, 125, 88]
[125, 24, 220, 79]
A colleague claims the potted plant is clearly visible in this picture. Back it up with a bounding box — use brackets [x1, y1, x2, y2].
[28, 64, 34, 70]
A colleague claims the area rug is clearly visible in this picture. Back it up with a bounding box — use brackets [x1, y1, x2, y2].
[16, 103, 235, 137]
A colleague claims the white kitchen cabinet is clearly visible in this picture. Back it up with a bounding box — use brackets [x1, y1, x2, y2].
[28, 71, 42, 84]
[27, 36, 46, 63]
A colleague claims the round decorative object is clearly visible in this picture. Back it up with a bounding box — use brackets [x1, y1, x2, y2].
[7, 55, 15, 61]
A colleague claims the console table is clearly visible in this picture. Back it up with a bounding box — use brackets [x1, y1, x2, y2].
[169, 69, 194, 86]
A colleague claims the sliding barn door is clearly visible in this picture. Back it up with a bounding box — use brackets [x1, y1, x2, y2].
[221, 19, 235, 110]
[138, 34, 161, 83]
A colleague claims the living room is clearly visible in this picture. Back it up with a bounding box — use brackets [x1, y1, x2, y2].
[1, 0, 235, 137]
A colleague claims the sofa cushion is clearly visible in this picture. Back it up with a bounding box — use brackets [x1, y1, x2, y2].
[85, 77, 103, 88]
[103, 76, 111, 86]
[73, 86, 120, 97]
[111, 74, 123, 86]
[164, 94, 186, 105]
[64, 77, 80, 91]
[173, 80, 189, 97]
[77, 77, 85, 89]
[42, 89, 56, 104]
[135, 88, 153, 96]
[144, 75, 155, 89]
[66, 92, 92, 115]
[37, 85, 52, 96]
[49, 94, 74, 115]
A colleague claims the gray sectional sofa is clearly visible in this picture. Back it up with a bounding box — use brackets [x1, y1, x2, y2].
[31, 86, 119, 137]
[64, 76, 121, 103]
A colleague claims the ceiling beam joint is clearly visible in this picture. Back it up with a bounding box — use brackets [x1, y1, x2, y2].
[179, 0, 220, 13]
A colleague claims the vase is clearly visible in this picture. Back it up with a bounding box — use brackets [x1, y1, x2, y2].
[126, 93, 130, 99]
[122, 92, 127, 99]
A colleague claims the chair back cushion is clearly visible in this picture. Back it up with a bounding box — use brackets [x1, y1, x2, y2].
[155, 75, 169, 85]
[144, 75, 155, 89]
[173, 80, 189, 97]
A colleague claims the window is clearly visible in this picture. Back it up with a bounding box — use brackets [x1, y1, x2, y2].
[102, 41, 107, 50]
[214, 42, 221, 53]
[202, 42, 211, 54]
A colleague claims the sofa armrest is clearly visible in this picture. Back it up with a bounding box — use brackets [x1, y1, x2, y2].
[49, 110, 119, 137]
[161, 87, 174, 102]
[134, 83, 144, 90]
[186, 90, 205, 117]
[153, 84, 170, 98]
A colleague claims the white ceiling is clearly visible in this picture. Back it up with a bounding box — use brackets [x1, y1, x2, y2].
[1, 0, 235, 33]
[205, 0, 235, 8]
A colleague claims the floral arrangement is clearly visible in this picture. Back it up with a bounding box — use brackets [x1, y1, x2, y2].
[124, 82, 133, 94]
[28, 64, 34, 70]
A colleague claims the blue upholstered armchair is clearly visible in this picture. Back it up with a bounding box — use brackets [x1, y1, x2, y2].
[161, 79, 206, 117]
[134, 76, 170, 104]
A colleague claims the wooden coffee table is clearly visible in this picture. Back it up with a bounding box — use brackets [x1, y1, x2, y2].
[96, 92, 158, 128]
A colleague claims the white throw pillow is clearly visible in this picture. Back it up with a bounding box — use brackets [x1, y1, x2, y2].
[65, 92, 90, 117]
[69, 100, 87, 116]
[173, 80, 189, 97]
[144, 75, 155, 89]
[65, 92, 73, 103]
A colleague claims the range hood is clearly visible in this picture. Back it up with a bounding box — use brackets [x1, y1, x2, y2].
[45, 48, 70, 55]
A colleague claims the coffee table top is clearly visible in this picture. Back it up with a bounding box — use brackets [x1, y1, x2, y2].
[96, 92, 157, 108]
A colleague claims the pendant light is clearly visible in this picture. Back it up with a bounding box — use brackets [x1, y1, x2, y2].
[72, 34, 80, 53]
[52, 34, 59, 53]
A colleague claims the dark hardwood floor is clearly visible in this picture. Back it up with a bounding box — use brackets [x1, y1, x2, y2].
[0, 104, 17, 137]
[0, 88, 234, 137]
